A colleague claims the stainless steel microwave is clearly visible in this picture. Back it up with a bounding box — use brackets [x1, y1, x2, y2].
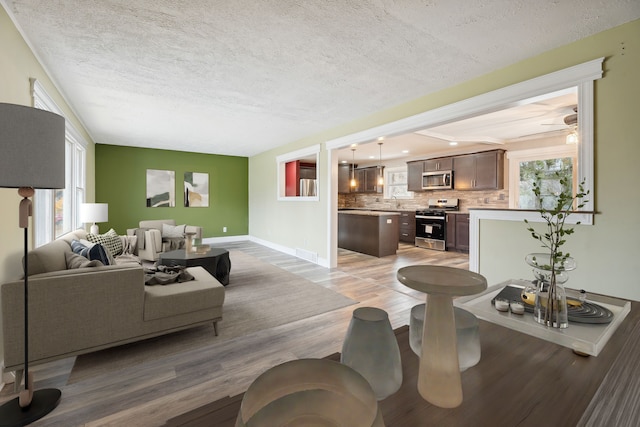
[422, 170, 453, 190]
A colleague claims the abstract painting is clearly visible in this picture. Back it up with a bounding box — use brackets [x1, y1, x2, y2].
[184, 172, 209, 207]
[146, 169, 175, 207]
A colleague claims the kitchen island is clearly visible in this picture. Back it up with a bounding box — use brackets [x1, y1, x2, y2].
[338, 210, 400, 257]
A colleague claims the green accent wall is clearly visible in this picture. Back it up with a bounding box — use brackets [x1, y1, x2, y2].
[95, 144, 248, 238]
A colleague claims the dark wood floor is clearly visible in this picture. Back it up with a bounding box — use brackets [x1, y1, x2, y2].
[0, 242, 468, 426]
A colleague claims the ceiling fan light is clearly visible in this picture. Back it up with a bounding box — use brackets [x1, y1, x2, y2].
[566, 130, 578, 144]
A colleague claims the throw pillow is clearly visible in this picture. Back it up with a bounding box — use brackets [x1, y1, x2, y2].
[162, 223, 186, 238]
[87, 243, 111, 266]
[65, 251, 104, 269]
[70, 239, 111, 265]
[70, 239, 90, 258]
[86, 228, 123, 257]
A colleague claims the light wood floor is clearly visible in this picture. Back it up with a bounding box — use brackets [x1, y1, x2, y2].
[0, 242, 468, 426]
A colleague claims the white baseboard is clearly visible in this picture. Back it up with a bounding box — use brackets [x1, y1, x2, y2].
[202, 235, 250, 245]
[201, 234, 330, 268]
[249, 236, 330, 268]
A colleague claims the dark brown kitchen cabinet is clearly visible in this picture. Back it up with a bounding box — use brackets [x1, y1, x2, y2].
[424, 157, 453, 172]
[338, 164, 351, 193]
[453, 150, 504, 190]
[456, 214, 470, 251]
[398, 211, 416, 243]
[446, 213, 469, 252]
[354, 166, 383, 193]
[446, 213, 457, 249]
[407, 161, 424, 192]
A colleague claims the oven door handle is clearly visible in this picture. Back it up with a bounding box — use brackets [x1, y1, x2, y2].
[416, 215, 445, 220]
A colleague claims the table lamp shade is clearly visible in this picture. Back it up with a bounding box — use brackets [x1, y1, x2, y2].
[80, 203, 108, 224]
[0, 103, 66, 189]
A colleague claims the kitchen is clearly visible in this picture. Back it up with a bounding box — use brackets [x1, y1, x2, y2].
[336, 88, 579, 258]
[337, 150, 508, 257]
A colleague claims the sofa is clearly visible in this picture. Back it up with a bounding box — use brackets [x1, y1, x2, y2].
[1, 228, 225, 385]
[128, 219, 203, 261]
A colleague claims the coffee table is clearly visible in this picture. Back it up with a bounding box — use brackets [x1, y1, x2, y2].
[159, 247, 231, 285]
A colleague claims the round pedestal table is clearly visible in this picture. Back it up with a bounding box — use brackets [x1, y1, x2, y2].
[397, 265, 487, 408]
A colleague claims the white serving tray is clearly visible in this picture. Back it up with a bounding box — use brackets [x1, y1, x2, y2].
[454, 279, 631, 356]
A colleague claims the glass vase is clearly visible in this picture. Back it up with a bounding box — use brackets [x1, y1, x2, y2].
[525, 253, 576, 329]
[341, 307, 402, 400]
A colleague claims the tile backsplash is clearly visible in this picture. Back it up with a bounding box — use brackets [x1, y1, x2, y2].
[338, 189, 509, 212]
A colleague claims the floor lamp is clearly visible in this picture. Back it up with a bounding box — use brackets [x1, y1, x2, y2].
[0, 103, 66, 426]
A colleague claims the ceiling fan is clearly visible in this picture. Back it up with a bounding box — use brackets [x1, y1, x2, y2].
[542, 106, 577, 127]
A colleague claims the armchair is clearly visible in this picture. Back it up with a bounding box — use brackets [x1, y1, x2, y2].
[128, 219, 203, 261]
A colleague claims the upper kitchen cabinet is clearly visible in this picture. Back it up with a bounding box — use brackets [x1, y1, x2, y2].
[340, 165, 383, 193]
[355, 166, 384, 193]
[424, 157, 453, 172]
[407, 161, 424, 192]
[453, 150, 505, 190]
[338, 164, 351, 194]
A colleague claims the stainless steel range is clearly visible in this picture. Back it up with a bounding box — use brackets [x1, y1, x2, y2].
[415, 198, 459, 251]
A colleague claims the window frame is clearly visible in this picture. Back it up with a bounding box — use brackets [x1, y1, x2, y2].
[31, 79, 87, 247]
[276, 144, 320, 201]
[383, 166, 413, 200]
[506, 145, 578, 209]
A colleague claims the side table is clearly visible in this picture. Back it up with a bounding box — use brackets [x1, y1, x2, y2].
[159, 247, 231, 285]
[397, 265, 486, 408]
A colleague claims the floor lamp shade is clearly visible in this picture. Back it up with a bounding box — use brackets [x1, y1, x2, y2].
[80, 203, 108, 234]
[0, 103, 66, 189]
[0, 103, 65, 426]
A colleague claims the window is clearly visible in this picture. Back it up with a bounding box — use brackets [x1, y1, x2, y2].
[384, 166, 413, 199]
[507, 145, 577, 209]
[31, 79, 87, 246]
[276, 144, 320, 201]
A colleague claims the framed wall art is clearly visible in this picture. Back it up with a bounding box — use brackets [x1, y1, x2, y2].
[184, 171, 209, 207]
[146, 169, 175, 207]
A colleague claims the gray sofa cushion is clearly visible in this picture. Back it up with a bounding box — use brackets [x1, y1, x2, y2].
[26, 239, 72, 276]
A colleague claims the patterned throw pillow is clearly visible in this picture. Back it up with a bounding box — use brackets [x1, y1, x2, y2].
[70, 240, 110, 265]
[86, 228, 123, 257]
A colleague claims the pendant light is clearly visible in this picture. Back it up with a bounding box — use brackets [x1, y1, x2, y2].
[377, 141, 384, 186]
[566, 128, 578, 144]
[350, 148, 357, 188]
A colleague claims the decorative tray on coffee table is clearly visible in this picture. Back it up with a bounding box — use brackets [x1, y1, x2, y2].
[489, 284, 615, 324]
[455, 279, 631, 356]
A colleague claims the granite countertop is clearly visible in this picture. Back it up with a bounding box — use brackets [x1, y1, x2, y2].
[338, 210, 401, 216]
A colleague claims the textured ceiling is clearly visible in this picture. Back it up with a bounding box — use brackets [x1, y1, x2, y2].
[3, 1, 640, 157]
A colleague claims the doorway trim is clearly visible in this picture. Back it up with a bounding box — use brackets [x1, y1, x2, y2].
[325, 57, 603, 268]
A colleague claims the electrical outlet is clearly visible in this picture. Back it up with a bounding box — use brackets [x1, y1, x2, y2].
[223, 226, 227, 233]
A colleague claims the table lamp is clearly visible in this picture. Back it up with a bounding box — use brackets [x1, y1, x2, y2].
[80, 203, 108, 234]
[0, 103, 65, 425]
